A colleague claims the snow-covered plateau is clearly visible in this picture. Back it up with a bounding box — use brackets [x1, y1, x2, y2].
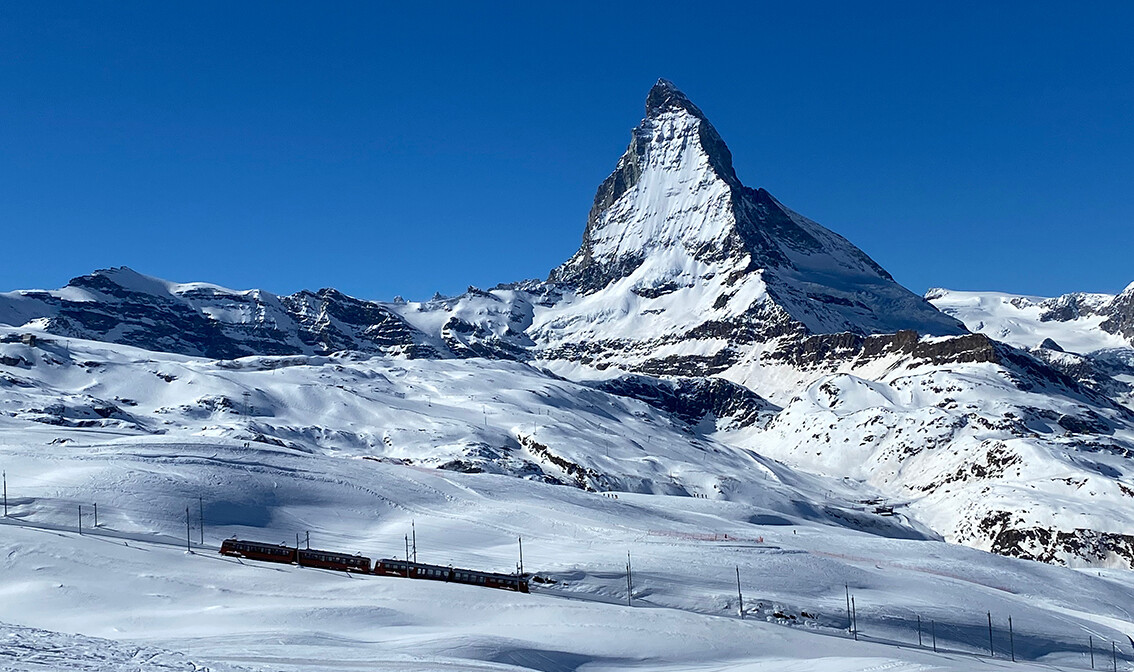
[2, 79, 1134, 671]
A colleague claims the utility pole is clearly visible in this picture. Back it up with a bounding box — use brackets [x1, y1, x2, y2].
[931, 620, 937, 653]
[735, 566, 744, 619]
[405, 535, 411, 578]
[412, 520, 417, 564]
[626, 552, 633, 607]
[845, 585, 852, 634]
[93, 503, 97, 528]
[185, 507, 191, 552]
[305, 531, 310, 549]
[3, 471, 7, 516]
[199, 496, 204, 545]
[917, 615, 922, 647]
[518, 536, 524, 575]
[78, 505, 82, 535]
[1112, 641, 1117, 672]
[987, 611, 994, 657]
[851, 596, 858, 641]
[1090, 635, 1095, 669]
[1008, 616, 1014, 662]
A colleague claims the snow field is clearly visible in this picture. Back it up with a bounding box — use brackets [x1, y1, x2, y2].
[2, 430, 1134, 671]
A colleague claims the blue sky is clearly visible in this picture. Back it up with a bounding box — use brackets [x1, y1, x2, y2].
[2, 2, 1131, 300]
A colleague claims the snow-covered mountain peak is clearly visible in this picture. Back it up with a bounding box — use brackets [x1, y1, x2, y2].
[644, 78, 700, 117]
[643, 78, 739, 184]
[549, 79, 743, 294]
[544, 79, 964, 356]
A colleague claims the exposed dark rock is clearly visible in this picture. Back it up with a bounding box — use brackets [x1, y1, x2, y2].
[1057, 412, 1114, 435]
[518, 434, 612, 492]
[1100, 284, 1134, 340]
[440, 316, 530, 361]
[634, 350, 738, 378]
[595, 374, 778, 429]
[1039, 338, 1064, 352]
[979, 510, 1134, 568]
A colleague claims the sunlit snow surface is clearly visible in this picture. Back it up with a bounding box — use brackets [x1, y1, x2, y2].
[2, 331, 1134, 671]
[3, 435, 1134, 672]
[928, 288, 1130, 355]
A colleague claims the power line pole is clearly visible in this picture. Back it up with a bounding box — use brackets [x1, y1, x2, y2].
[412, 520, 417, 564]
[185, 507, 191, 552]
[1112, 641, 1117, 672]
[199, 496, 204, 545]
[987, 611, 994, 657]
[735, 566, 744, 619]
[1090, 635, 1095, 669]
[405, 535, 411, 578]
[93, 503, 97, 528]
[3, 470, 7, 516]
[78, 505, 82, 535]
[1008, 616, 1014, 662]
[518, 536, 524, 575]
[305, 531, 310, 549]
[917, 615, 922, 646]
[845, 584, 852, 634]
[931, 620, 937, 653]
[626, 552, 633, 607]
[851, 596, 858, 641]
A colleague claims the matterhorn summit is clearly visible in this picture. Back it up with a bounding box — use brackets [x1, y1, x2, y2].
[535, 79, 964, 380]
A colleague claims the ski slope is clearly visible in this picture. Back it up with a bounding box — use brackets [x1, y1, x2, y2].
[3, 429, 1134, 672]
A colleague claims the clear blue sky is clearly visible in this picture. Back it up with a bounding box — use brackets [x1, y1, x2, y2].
[2, 2, 1131, 300]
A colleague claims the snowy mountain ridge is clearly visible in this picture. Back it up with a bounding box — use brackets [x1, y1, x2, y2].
[928, 284, 1134, 354]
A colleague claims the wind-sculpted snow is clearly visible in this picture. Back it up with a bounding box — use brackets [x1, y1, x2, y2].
[0, 622, 246, 672]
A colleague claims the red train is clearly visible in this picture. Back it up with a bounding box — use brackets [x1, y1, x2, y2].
[220, 538, 371, 573]
[219, 537, 528, 592]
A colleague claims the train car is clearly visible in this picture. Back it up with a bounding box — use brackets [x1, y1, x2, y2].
[219, 538, 296, 565]
[297, 548, 372, 573]
[413, 562, 453, 583]
[373, 558, 528, 593]
[374, 558, 416, 578]
[451, 567, 529, 593]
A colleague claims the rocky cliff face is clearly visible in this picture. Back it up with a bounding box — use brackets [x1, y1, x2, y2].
[0, 267, 434, 360]
[1101, 283, 1134, 341]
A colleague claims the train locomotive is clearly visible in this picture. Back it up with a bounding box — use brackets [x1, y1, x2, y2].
[219, 537, 528, 593]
